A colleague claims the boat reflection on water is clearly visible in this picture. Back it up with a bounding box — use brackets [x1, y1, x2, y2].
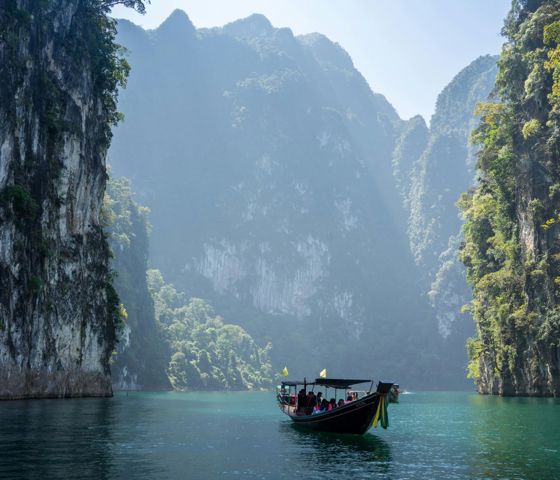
[278, 421, 393, 476]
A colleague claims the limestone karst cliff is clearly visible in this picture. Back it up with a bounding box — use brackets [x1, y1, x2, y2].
[459, 0, 560, 396]
[0, 0, 138, 398]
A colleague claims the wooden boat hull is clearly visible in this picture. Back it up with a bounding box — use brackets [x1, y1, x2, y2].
[279, 392, 384, 435]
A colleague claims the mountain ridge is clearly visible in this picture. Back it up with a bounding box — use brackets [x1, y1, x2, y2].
[110, 10, 501, 389]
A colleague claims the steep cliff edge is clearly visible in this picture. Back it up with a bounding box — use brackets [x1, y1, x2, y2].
[0, 0, 139, 399]
[460, 0, 560, 396]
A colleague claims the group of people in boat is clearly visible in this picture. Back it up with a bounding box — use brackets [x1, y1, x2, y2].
[296, 389, 358, 415]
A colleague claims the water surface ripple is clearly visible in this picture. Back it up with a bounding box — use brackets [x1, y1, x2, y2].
[0, 391, 558, 479]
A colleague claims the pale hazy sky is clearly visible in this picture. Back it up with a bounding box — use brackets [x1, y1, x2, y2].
[112, 0, 511, 121]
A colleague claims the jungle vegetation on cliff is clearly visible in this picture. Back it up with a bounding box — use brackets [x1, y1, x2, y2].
[459, 0, 560, 396]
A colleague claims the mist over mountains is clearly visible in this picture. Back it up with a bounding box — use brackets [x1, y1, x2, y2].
[394, 55, 497, 371]
[109, 10, 497, 389]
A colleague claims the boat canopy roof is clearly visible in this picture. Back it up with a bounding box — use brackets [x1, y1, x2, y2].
[315, 378, 371, 388]
[281, 378, 371, 389]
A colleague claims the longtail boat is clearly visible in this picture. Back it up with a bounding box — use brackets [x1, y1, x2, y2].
[276, 378, 394, 435]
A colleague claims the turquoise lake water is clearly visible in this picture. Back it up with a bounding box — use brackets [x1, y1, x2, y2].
[0, 391, 559, 479]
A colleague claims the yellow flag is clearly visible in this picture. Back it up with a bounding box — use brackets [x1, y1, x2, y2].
[282, 366, 289, 377]
[319, 368, 327, 378]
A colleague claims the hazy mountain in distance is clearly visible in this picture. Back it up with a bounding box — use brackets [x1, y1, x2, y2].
[110, 11, 498, 388]
[392, 55, 498, 384]
[110, 10, 439, 387]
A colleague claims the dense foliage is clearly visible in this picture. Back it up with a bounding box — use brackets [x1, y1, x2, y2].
[148, 270, 273, 390]
[459, 0, 560, 395]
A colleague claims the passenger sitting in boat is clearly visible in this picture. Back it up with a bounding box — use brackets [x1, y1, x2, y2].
[345, 394, 353, 404]
[306, 391, 317, 415]
[314, 392, 323, 412]
[338, 399, 345, 408]
[297, 389, 307, 414]
[312, 396, 327, 415]
[329, 398, 336, 410]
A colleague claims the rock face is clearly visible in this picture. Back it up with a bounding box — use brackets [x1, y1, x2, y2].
[459, 1, 560, 396]
[111, 11, 439, 386]
[393, 56, 498, 383]
[0, 1, 121, 398]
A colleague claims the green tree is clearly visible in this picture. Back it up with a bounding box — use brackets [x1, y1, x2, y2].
[147, 269, 273, 391]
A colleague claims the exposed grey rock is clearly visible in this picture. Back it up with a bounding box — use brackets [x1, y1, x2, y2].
[0, 0, 117, 398]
